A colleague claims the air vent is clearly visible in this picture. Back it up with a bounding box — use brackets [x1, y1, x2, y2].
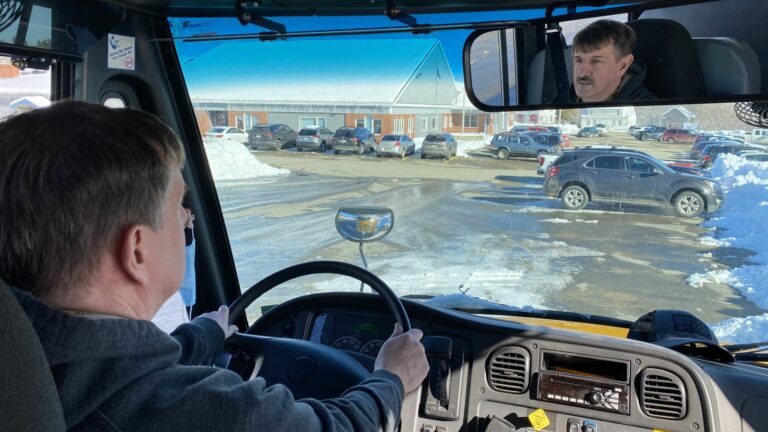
[487, 346, 530, 394]
[639, 368, 687, 420]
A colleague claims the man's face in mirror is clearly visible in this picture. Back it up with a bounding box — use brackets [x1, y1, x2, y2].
[573, 43, 633, 103]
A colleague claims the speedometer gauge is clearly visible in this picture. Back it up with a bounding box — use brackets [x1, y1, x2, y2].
[360, 339, 384, 356]
[331, 336, 361, 351]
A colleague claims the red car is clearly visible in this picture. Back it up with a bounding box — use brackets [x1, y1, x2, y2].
[661, 128, 699, 144]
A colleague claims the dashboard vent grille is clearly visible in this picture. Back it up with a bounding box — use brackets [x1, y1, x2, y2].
[487, 346, 530, 394]
[639, 368, 687, 420]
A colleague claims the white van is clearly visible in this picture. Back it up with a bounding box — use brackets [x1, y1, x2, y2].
[752, 129, 768, 139]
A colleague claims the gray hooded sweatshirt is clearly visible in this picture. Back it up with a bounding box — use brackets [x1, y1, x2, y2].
[12, 289, 404, 431]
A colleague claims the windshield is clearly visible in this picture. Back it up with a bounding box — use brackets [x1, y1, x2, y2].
[172, 13, 768, 345]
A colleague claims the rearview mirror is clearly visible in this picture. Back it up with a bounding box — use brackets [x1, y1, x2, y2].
[464, 0, 768, 111]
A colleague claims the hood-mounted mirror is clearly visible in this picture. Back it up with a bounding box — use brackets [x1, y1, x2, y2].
[335, 207, 394, 292]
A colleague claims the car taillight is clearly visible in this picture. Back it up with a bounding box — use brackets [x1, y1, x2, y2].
[214, 134, 223, 138]
[704, 155, 710, 162]
[538, 156, 545, 166]
[394, 141, 400, 147]
[547, 166, 560, 177]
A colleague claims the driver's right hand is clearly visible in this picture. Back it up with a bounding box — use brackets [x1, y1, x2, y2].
[374, 323, 430, 393]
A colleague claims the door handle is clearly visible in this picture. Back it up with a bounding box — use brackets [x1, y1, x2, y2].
[627, 175, 636, 179]
[589, 171, 597, 175]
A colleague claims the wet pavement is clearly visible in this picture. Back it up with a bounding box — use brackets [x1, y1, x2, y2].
[214, 156, 762, 324]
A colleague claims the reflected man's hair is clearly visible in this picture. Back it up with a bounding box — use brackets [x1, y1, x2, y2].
[0, 101, 184, 297]
[573, 19, 637, 59]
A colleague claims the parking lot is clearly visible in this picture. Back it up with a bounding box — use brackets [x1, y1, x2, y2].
[213, 131, 763, 324]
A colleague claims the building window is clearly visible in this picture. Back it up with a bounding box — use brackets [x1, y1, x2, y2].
[209, 111, 228, 126]
[394, 117, 404, 134]
[463, 113, 478, 128]
[432, 117, 438, 131]
[299, 117, 326, 129]
[420, 118, 428, 132]
[408, 117, 414, 134]
[356, 118, 365, 128]
[372, 119, 382, 134]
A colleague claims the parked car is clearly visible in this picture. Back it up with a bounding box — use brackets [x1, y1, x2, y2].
[661, 128, 699, 144]
[594, 124, 608, 136]
[689, 138, 744, 159]
[421, 133, 457, 159]
[577, 126, 599, 138]
[529, 132, 569, 150]
[331, 127, 375, 155]
[633, 126, 666, 141]
[247, 124, 297, 150]
[736, 150, 768, 162]
[698, 143, 768, 168]
[491, 132, 561, 160]
[543, 148, 723, 217]
[627, 125, 642, 135]
[509, 124, 549, 133]
[204, 127, 248, 144]
[376, 134, 416, 158]
[296, 126, 334, 152]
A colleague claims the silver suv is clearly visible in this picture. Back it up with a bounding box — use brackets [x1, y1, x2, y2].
[543, 148, 723, 217]
[296, 127, 334, 152]
[491, 132, 561, 160]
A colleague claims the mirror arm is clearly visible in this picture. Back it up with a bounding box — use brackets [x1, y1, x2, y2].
[358, 242, 368, 293]
[545, 0, 610, 18]
[235, 2, 287, 33]
[384, 1, 421, 28]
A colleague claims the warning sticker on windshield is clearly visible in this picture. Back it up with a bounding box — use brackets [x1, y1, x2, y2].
[107, 34, 136, 70]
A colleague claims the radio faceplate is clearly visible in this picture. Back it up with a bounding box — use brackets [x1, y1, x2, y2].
[536, 372, 631, 415]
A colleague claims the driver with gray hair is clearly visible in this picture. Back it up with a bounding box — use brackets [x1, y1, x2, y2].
[0, 101, 429, 431]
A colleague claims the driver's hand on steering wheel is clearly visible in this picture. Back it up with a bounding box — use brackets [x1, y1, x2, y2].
[374, 323, 430, 393]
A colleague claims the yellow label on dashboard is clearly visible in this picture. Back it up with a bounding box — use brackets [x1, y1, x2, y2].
[528, 409, 551, 431]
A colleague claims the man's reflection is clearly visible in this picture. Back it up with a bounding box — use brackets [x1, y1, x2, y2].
[569, 20, 657, 103]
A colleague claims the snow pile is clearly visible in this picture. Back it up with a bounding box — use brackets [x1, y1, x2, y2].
[204, 139, 289, 180]
[712, 314, 768, 344]
[688, 154, 768, 341]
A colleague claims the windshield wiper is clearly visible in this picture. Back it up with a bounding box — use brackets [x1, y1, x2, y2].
[733, 352, 768, 362]
[724, 341, 768, 353]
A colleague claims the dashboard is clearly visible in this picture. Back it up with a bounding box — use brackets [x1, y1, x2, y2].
[250, 293, 768, 432]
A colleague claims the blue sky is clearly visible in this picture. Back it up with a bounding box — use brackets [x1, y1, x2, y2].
[170, 5, 620, 86]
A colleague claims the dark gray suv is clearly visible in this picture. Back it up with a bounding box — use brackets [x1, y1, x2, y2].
[543, 148, 723, 217]
[491, 132, 561, 160]
[247, 124, 297, 150]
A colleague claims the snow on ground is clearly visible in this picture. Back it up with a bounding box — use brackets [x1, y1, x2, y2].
[204, 138, 290, 180]
[689, 154, 768, 342]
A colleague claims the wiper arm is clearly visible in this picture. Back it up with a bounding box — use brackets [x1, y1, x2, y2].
[724, 341, 768, 353]
[734, 352, 768, 362]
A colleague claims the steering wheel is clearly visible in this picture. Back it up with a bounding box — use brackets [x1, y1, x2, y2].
[224, 260, 411, 400]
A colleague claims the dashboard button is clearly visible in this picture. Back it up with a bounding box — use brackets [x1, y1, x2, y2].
[567, 418, 581, 432]
[420, 424, 433, 432]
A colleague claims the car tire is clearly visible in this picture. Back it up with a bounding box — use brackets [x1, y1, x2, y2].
[639, 134, 646, 141]
[334, 150, 340, 155]
[561, 185, 589, 210]
[319, 142, 326, 152]
[275, 139, 282, 150]
[668, 138, 677, 144]
[496, 148, 510, 160]
[400, 147, 405, 158]
[674, 191, 705, 217]
[421, 152, 426, 159]
[357, 143, 364, 155]
[297, 147, 302, 152]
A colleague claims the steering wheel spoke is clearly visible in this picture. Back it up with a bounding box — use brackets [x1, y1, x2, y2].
[224, 261, 412, 400]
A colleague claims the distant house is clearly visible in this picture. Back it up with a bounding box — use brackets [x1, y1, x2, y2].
[661, 107, 696, 128]
[510, 110, 558, 127]
[446, 83, 496, 135]
[188, 39, 478, 138]
[579, 107, 637, 130]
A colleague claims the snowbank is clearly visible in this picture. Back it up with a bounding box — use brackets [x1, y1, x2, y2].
[691, 154, 768, 341]
[204, 139, 289, 180]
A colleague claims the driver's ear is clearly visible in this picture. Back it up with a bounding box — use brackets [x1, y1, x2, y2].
[119, 224, 150, 286]
[619, 53, 634, 74]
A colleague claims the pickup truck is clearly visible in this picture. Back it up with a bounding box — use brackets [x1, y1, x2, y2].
[536, 152, 561, 175]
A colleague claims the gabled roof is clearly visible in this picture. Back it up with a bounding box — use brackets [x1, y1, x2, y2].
[184, 38, 452, 105]
[661, 106, 695, 119]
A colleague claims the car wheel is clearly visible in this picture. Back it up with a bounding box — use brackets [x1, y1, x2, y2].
[639, 134, 646, 141]
[357, 143, 364, 155]
[496, 148, 510, 160]
[674, 191, 704, 217]
[561, 185, 589, 210]
[275, 139, 282, 150]
[319, 142, 326, 152]
[400, 147, 405, 158]
[334, 150, 340, 155]
[668, 138, 677, 144]
[421, 152, 426, 159]
[297, 147, 302, 152]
